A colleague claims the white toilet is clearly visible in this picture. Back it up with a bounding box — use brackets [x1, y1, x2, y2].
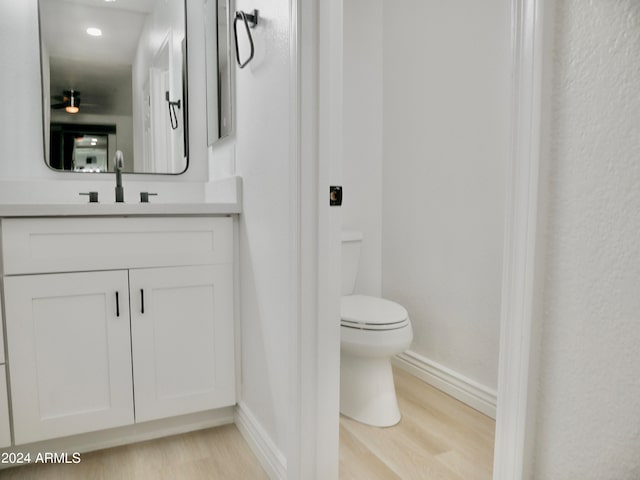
[340, 231, 413, 427]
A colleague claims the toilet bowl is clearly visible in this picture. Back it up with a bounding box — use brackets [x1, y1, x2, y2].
[340, 232, 413, 427]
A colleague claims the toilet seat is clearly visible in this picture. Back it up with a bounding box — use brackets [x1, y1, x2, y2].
[340, 295, 409, 331]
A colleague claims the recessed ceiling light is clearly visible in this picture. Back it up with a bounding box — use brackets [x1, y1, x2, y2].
[104, 0, 117, 2]
[86, 27, 102, 37]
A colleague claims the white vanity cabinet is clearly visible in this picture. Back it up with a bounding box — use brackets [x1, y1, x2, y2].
[1, 216, 235, 446]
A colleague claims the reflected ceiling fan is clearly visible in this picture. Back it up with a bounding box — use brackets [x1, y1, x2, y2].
[51, 90, 83, 114]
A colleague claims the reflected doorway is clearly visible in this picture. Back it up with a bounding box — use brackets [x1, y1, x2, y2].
[49, 123, 116, 173]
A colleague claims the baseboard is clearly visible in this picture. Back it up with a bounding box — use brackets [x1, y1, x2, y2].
[392, 350, 497, 419]
[235, 402, 287, 479]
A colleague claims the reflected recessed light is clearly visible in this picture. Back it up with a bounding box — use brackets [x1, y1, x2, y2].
[104, 0, 116, 2]
[86, 27, 102, 37]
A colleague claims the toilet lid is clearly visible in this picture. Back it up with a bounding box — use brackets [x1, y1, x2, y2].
[340, 295, 408, 328]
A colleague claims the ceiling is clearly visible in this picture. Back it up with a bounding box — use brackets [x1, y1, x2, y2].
[40, 0, 156, 116]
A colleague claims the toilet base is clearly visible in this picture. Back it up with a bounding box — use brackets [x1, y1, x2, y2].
[340, 352, 401, 427]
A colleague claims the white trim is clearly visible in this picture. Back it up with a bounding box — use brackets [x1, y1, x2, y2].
[393, 351, 497, 419]
[289, 0, 321, 478]
[315, 0, 343, 478]
[287, 0, 306, 476]
[493, 0, 550, 478]
[290, 0, 344, 478]
[235, 402, 287, 480]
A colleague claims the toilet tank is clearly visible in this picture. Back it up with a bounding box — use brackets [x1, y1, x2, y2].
[341, 231, 363, 296]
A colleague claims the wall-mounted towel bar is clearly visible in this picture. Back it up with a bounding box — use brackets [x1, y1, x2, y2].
[234, 9, 259, 69]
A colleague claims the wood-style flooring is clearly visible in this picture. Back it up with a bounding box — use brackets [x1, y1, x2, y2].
[0, 368, 495, 479]
[339, 367, 496, 480]
[0, 424, 268, 480]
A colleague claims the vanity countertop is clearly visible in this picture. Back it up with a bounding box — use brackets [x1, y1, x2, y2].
[0, 202, 241, 218]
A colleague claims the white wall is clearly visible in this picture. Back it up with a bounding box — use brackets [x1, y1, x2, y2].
[0, 0, 209, 204]
[232, 0, 293, 461]
[531, 1, 640, 478]
[380, 0, 510, 390]
[342, 0, 383, 297]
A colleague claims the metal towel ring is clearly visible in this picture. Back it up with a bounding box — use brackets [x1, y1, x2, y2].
[234, 9, 258, 69]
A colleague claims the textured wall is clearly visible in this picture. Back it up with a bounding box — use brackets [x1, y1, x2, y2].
[233, 0, 293, 457]
[380, 0, 510, 390]
[532, 1, 640, 478]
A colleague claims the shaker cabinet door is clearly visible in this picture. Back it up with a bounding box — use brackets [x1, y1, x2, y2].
[129, 264, 235, 423]
[4, 270, 134, 445]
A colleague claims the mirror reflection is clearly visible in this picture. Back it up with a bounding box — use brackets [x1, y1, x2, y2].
[39, 0, 188, 174]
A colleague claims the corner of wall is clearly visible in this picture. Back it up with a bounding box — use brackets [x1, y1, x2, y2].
[235, 402, 287, 480]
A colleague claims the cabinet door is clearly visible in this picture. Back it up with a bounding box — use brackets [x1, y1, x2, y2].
[130, 264, 235, 423]
[4, 271, 134, 445]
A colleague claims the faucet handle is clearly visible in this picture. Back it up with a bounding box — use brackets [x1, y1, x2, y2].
[79, 192, 99, 203]
[140, 192, 158, 203]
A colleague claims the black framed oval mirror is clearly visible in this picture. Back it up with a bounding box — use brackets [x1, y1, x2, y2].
[38, 0, 188, 174]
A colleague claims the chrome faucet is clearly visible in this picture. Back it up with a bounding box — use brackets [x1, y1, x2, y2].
[114, 150, 124, 202]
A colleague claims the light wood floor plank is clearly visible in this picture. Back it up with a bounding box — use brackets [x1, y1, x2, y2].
[339, 367, 495, 480]
[435, 450, 492, 480]
[339, 424, 403, 480]
[0, 369, 494, 480]
[0, 424, 268, 480]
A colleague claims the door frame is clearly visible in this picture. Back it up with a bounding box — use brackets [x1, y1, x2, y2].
[288, 0, 344, 478]
[493, 0, 551, 478]
[291, 0, 551, 478]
